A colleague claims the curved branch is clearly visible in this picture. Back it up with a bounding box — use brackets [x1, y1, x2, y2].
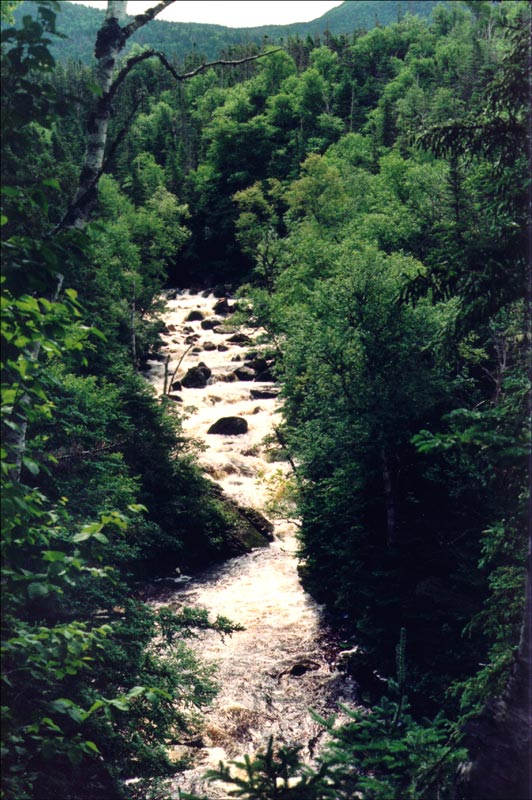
[122, 0, 177, 39]
[109, 47, 283, 102]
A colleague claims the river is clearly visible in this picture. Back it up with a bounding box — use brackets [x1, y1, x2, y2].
[144, 290, 356, 797]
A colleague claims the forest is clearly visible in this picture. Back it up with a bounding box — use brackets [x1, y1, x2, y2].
[1, 1, 530, 798]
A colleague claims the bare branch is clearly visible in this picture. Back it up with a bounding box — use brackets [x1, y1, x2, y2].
[122, 0, 176, 39]
[110, 47, 283, 102]
[173, 48, 283, 81]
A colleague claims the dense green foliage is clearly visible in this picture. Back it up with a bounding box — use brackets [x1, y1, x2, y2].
[1, 5, 243, 799]
[1, 0, 530, 798]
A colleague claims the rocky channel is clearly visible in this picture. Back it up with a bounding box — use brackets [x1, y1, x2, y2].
[144, 290, 357, 798]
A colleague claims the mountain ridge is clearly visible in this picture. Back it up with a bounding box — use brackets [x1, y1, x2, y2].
[12, 1, 445, 63]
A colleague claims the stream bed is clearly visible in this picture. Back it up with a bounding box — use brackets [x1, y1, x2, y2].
[145, 290, 357, 797]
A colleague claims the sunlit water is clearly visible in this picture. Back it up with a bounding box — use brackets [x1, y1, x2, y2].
[144, 291, 356, 797]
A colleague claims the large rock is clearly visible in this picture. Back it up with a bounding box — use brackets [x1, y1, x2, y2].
[213, 297, 234, 316]
[227, 333, 252, 345]
[201, 318, 223, 330]
[207, 482, 274, 554]
[213, 324, 237, 334]
[245, 356, 268, 373]
[237, 506, 274, 540]
[250, 388, 279, 400]
[208, 417, 248, 435]
[234, 366, 256, 381]
[186, 309, 204, 322]
[254, 367, 275, 382]
[182, 363, 212, 388]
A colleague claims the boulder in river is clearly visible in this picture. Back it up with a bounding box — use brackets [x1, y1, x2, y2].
[182, 363, 212, 388]
[203, 341, 217, 351]
[186, 309, 204, 322]
[246, 356, 268, 373]
[227, 333, 252, 345]
[234, 366, 256, 381]
[201, 318, 223, 330]
[208, 417, 248, 435]
[237, 505, 274, 540]
[213, 297, 234, 316]
[254, 367, 275, 382]
[250, 388, 279, 400]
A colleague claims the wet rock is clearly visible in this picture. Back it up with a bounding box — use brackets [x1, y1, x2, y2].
[336, 648, 387, 702]
[192, 347, 202, 353]
[213, 297, 234, 316]
[247, 357, 268, 373]
[171, 380, 182, 391]
[183, 325, 194, 334]
[207, 417, 248, 435]
[250, 388, 279, 400]
[214, 324, 237, 334]
[227, 333, 252, 345]
[185, 334, 200, 344]
[203, 341, 217, 351]
[166, 324, 177, 332]
[186, 309, 204, 322]
[217, 344, 229, 352]
[231, 355, 242, 362]
[237, 505, 274, 540]
[167, 393, 183, 403]
[201, 318, 223, 330]
[182, 363, 212, 389]
[234, 366, 256, 381]
[201, 289, 211, 298]
[254, 367, 274, 382]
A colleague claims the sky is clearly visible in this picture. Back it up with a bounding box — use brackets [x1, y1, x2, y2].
[68, 1, 344, 28]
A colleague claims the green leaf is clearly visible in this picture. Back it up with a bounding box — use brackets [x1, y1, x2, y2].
[82, 740, 100, 754]
[126, 686, 145, 699]
[27, 582, 49, 599]
[22, 457, 40, 476]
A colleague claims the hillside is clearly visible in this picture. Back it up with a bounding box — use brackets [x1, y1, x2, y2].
[13, 0, 444, 63]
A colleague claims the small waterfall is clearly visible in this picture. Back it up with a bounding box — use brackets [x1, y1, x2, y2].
[144, 290, 356, 797]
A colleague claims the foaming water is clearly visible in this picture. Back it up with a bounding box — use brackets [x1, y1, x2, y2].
[144, 290, 355, 797]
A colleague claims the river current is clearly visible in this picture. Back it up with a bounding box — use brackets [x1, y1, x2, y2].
[144, 290, 356, 797]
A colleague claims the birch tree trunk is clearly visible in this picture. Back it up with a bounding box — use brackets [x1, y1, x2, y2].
[62, 0, 176, 228]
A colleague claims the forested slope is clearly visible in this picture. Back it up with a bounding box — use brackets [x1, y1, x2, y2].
[1, 0, 530, 798]
[13, 0, 444, 64]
